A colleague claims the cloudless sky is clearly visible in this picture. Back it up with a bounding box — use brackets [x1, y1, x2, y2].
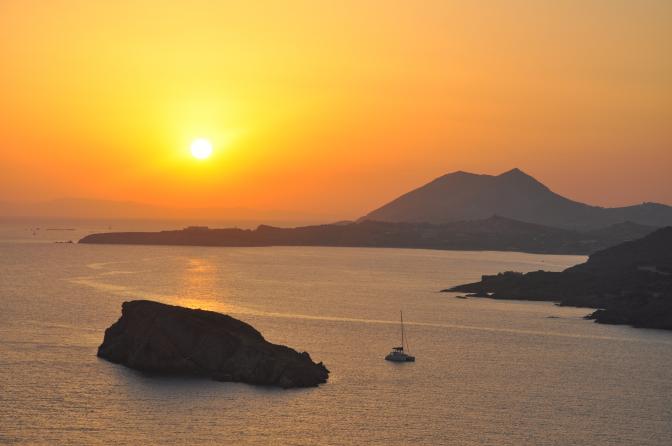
[1, 0, 670, 218]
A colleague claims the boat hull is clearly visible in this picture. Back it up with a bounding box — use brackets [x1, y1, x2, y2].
[385, 353, 415, 362]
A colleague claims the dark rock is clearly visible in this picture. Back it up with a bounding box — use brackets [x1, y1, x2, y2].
[98, 300, 329, 388]
[446, 227, 672, 330]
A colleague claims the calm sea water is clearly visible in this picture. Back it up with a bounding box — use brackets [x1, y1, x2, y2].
[1, 221, 671, 445]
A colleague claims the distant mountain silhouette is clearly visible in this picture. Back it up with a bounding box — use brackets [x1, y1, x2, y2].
[0, 198, 330, 226]
[361, 168, 672, 229]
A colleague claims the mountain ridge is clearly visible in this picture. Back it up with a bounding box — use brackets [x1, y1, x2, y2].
[361, 168, 672, 229]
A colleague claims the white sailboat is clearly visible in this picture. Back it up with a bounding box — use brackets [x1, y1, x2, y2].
[385, 311, 415, 362]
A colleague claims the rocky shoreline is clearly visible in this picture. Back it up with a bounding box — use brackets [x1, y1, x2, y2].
[445, 227, 672, 330]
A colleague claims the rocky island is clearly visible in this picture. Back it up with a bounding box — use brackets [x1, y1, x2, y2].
[445, 227, 672, 330]
[98, 300, 329, 388]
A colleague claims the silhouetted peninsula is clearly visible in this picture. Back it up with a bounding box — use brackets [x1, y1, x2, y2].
[98, 300, 329, 388]
[79, 216, 655, 255]
[362, 168, 672, 229]
[446, 227, 672, 330]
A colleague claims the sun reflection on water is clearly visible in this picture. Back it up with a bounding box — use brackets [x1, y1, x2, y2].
[171, 257, 241, 314]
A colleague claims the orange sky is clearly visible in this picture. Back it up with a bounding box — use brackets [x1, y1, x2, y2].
[1, 0, 670, 219]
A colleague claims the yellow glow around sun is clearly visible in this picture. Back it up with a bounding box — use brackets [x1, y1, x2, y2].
[190, 138, 213, 159]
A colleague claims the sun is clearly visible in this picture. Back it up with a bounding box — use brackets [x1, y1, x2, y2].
[190, 138, 213, 160]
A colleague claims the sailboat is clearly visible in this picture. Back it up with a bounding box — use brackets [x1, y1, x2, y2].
[385, 311, 415, 362]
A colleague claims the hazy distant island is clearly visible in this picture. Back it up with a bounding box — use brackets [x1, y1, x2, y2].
[0, 197, 330, 226]
[98, 300, 329, 388]
[446, 227, 672, 330]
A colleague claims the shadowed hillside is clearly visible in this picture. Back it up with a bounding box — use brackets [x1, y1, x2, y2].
[361, 169, 672, 229]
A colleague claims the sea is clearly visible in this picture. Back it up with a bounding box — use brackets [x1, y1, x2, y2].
[1, 219, 671, 445]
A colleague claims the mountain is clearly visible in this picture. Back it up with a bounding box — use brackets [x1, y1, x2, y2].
[79, 216, 655, 255]
[361, 168, 672, 229]
[446, 227, 672, 330]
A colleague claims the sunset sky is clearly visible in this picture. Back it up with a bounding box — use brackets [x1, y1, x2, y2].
[1, 0, 670, 218]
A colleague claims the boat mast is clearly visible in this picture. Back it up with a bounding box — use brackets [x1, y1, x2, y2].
[400, 310, 405, 351]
